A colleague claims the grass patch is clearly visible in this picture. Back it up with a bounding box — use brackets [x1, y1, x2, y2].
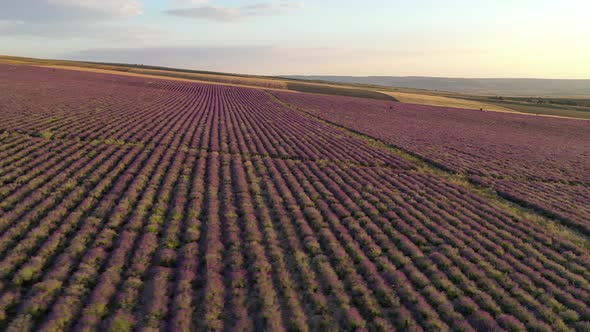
[33, 130, 54, 140]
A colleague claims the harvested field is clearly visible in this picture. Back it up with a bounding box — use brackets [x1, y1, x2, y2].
[383, 91, 515, 113]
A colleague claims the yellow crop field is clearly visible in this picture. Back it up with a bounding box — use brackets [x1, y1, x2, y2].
[383, 91, 516, 113]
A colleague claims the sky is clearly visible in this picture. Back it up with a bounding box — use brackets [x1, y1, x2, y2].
[0, 0, 589, 78]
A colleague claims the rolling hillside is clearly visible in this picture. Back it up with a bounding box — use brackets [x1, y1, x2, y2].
[287, 75, 590, 98]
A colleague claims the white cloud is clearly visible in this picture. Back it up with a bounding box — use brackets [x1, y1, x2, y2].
[0, 22, 164, 42]
[0, 0, 144, 39]
[67, 45, 275, 68]
[0, 0, 143, 22]
[48, 0, 143, 17]
[165, 2, 304, 22]
[169, 0, 209, 6]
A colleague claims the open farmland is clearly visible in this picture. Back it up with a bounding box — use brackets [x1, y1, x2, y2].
[272, 91, 590, 237]
[0, 64, 589, 331]
[380, 91, 515, 113]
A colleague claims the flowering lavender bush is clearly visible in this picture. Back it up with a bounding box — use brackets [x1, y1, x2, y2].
[0, 65, 588, 331]
[272, 90, 590, 235]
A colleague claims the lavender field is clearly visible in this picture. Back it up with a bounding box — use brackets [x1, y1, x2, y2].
[0, 64, 589, 331]
[273, 91, 590, 237]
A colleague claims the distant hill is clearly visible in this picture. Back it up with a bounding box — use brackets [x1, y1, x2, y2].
[0, 55, 395, 101]
[284, 76, 590, 98]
